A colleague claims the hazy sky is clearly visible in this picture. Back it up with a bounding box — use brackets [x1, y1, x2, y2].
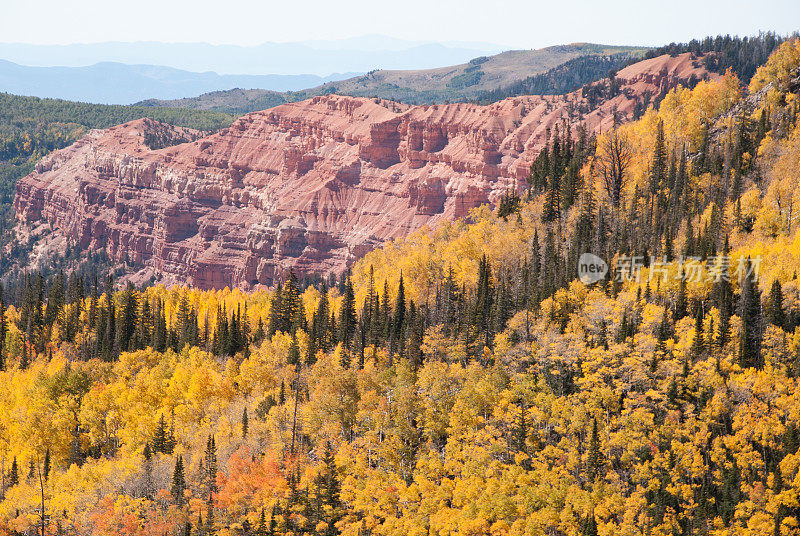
[2, 0, 798, 48]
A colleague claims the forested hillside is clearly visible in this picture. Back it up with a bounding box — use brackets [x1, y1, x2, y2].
[1, 38, 800, 536]
[645, 32, 789, 84]
[474, 52, 637, 104]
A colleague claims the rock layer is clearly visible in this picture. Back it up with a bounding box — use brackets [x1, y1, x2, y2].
[15, 53, 713, 288]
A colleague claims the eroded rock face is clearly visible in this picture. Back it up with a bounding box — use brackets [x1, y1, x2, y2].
[14, 54, 713, 289]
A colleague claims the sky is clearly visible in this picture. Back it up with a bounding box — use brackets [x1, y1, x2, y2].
[2, 0, 799, 48]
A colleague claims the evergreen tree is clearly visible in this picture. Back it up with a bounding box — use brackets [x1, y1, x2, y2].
[515, 402, 529, 458]
[587, 418, 604, 482]
[407, 300, 425, 371]
[44, 270, 65, 328]
[675, 268, 688, 321]
[713, 238, 734, 348]
[242, 407, 249, 439]
[281, 270, 303, 333]
[9, 457, 18, 486]
[135, 298, 153, 350]
[473, 255, 494, 351]
[691, 308, 705, 359]
[650, 119, 667, 196]
[338, 273, 357, 348]
[204, 435, 218, 496]
[171, 455, 186, 505]
[737, 258, 763, 369]
[581, 513, 599, 536]
[765, 279, 786, 329]
[315, 441, 342, 535]
[89, 277, 99, 332]
[311, 282, 330, 357]
[204, 493, 214, 534]
[118, 282, 139, 352]
[153, 414, 169, 454]
[257, 508, 268, 536]
[268, 282, 283, 337]
[103, 275, 117, 361]
[393, 275, 406, 341]
[288, 334, 301, 366]
[176, 292, 191, 350]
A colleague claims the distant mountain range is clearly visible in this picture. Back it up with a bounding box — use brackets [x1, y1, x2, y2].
[0, 59, 358, 104]
[0, 36, 503, 76]
[139, 43, 649, 112]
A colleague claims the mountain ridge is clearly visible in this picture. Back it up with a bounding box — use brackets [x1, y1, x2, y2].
[0, 38, 503, 76]
[0, 59, 359, 105]
[13, 53, 712, 288]
[138, 43, 649, 112]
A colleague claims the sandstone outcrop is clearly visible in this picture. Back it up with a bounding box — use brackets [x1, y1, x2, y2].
[14, 53, 714, 288]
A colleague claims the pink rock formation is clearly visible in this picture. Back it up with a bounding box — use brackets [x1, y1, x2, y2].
[14, 53, 713, 289]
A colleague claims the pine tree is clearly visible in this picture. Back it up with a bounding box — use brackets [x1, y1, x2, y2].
[650, 119, 667, 196]
[204, 492, 215, 534]
[103, 275, 117, 361]
[153, 414, 169, 454]
[288, 334, 301, 366]
[20, 342, 30, 370]
[9, 457, 18, 486]
[473, 255, 494, 351]
[393, 275, 406, 340]
[581, 513, 599, 536]
[691, 308, 705, 359]
[268, 282, 283, 337]
[407, 301, 424, 371]
[675, 268, 688, 321]
[737, 258, 763, 368]
[338, 274, 357, 348]
[315, 441, 342, 535]
[171, 455, 186, 505]
[515, 402, 529, 459]
[176, 292, 191, 350]
[311, 282, 330, 357]
[242, 407, 249, 438]
[765, 279, 786, 329]
[118, 282, 139, 352]
[714, 238, 733, 348]
[204, 435, 218, 495]
[136, 298, 153, 350]
[89, 277, 99, 331]
[587, 418, 604, 482]
[44, 270, 65, 328]
[542, 169, 561, 222]
[257, 508, 268, 536]
[280, 270, 303, 333]
[381, 279, 391, 344]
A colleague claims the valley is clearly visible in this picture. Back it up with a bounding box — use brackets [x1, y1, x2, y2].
[0, 25, 799, 536]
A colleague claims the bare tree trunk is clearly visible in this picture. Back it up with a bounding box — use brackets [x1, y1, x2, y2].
[37, 456, 46, 536]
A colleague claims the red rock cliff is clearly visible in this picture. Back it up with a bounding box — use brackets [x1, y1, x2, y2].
[14, 53, 713, 288]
